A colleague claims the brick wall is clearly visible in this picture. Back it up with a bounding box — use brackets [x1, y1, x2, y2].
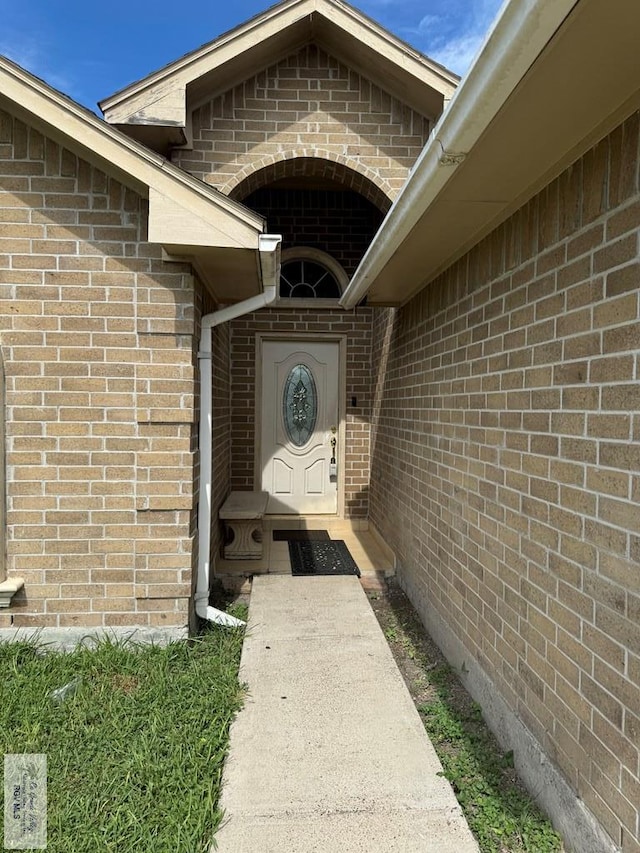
[370, 112, 640, 851]
[172, 43, 430, 202]
[211, 302, 232, 577]
[0, 109, 200, 629]
[243, 187, 383, 276]
[229, 306, 372, 518]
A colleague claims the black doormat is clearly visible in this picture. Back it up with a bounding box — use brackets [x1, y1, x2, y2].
[273, 529, 331, 542]
[288, 539, 361, 577]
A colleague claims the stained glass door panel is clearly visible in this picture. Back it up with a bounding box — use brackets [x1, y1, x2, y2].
[282, 364, 317, 447]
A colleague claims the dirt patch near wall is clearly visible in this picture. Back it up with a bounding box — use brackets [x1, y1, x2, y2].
[367, 579, 564, 853]
[367, 579, 501, 782]
[367, 579, 474, 716]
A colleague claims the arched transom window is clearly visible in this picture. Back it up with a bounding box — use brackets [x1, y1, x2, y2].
[278, 248, 348, 305]
[280, 259, 341, 299]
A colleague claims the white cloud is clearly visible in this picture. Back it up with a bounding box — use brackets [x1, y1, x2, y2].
[415, 14, 442, 35]
[428, 30, 487, 75]
[0, 37, 39, 74]
[398, 0, 504, 76]
[0, 29, 102, 110]
[0, 31, 72, 94]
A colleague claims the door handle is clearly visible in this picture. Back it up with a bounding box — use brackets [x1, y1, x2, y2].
[329, 434, 337, 478]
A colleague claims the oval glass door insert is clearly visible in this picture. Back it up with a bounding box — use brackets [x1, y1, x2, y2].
[283, 364, 317, 446]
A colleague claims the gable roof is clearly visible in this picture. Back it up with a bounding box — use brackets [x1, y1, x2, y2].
[0, 56, 270, 301]
[99, 0, 458, 149]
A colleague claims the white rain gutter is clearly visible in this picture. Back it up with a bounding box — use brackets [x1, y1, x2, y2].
[195, 234, 282, 627]
[339, 0, 581, 310]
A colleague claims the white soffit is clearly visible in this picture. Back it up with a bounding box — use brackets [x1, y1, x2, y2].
[342, 0, 640, 307]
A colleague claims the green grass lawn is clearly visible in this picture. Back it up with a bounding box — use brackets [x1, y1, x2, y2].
[0, 611, 246, 853]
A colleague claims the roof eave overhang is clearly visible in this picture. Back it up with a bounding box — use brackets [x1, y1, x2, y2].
[0, 56, 267, 301]
[340, 0, 640, 308]
[99, 0, 458, 130]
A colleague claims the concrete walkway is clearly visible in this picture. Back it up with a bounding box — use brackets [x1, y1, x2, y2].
[213, 575, 479, 852]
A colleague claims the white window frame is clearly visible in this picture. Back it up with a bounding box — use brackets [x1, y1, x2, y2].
[276, 247, 349, 309]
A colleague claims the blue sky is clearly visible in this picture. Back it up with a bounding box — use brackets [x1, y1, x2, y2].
[1, 0, 504, 112]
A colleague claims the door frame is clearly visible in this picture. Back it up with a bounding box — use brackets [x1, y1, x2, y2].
[254, 332, 348, 517]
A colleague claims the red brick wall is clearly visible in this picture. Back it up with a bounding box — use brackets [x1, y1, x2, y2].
[370, 112, 640, 850]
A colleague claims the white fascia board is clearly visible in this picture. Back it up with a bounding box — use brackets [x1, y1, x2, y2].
[0, 56, 264, 249]
[148, 187, 262, 250]
[100, 0, 316, 121]
[339, 0, 581, 310]
[327, 0, 459, 94]
[0, 56, 162, 192]
[100, 0, 458, 125]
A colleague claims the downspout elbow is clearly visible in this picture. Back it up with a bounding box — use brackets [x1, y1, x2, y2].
[195, 599, 245, 628]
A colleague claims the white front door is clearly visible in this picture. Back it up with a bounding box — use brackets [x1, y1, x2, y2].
[260, 340, 339, 514]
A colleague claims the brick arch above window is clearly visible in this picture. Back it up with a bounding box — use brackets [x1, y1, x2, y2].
[225, 150, 394, 214]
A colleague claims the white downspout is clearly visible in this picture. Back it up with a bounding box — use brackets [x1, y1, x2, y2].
[195, 234, 281, 627]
